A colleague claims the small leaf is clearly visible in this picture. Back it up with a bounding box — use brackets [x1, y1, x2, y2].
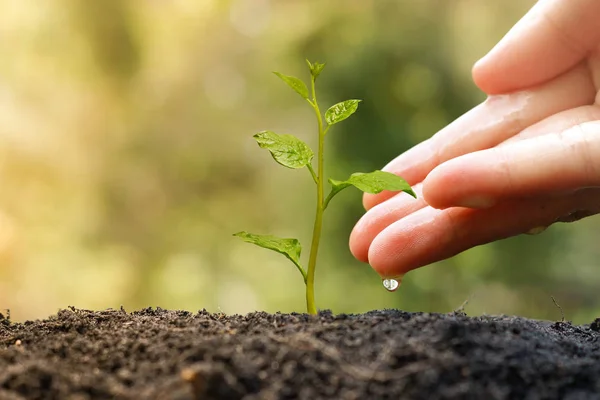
[253, 131, 314, 169]
[325, 99, 361, 126]
[324, 170, 415, 209]
[233, 231, 306, 281]
[273, 72, 309, 99]
[331, 170, 415, 195]
[306, 59, 326, 79]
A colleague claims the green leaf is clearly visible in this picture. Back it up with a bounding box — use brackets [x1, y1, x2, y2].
[233, 231, 306, 282]
[325, 99, 361, 126]
[306, 59, 326, 79]
[324, 170, 415, 209]
[253, 131, 314, 169]
[273, 72, 309, 99]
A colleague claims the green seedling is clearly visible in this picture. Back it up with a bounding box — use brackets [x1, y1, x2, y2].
[234, 60, 416, 314]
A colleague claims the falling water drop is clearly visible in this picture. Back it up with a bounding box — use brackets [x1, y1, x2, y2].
[382, 274, 404, 292]
[382, 278, 400, 292]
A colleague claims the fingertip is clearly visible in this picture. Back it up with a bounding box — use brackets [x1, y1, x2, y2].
[471, 56, 499, 95]
[422, 162, 475, 210]
[421, 166, 448, 210]
[362, 192, 378, 211]
[423, 157, 498, 210]
[472, 55, 513, 95]
[349, 221, 370, 264]
[367, 221, 425, 278]
[351, 200, 407, 264]
[354, 185, 428, 266]
[367, 233, 404, 278]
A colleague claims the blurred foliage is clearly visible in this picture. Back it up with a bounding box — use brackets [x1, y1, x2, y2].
[0, 0, 598, 324]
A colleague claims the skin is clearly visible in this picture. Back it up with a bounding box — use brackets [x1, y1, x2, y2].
[350, 0, 600, 279]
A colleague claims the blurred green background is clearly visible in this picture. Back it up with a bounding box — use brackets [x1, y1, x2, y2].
[1, 0, 598, 323]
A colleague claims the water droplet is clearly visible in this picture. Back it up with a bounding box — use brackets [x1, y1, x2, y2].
[382, 278, 399, 292]
[382, 274, 405, 292]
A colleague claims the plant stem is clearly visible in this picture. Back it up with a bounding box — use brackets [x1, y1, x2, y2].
[305, 76, 325, 315]
[307, 164, 318, 185]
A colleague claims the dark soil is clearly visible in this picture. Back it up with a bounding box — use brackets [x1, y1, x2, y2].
[1, 308, 599, 400]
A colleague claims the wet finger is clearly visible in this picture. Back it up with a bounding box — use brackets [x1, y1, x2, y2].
[368, 188, 600, 278]
[350, 184, 425, 263]
[500, 105, 600, 145]
[423, 121, 600, 210]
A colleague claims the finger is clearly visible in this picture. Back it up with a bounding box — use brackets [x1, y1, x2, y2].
[350, 184, 425, 263]
[473, 0, 600, 94]
[368, 188, 600, 278]
[423, 121, 600, 210]
[500, 105, 600, 145]
[363, 64, 595, 210]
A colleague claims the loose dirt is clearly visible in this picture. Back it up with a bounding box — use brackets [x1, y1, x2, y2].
[1, 307, 599, 399]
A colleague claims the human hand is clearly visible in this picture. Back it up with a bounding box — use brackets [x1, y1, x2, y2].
[350, 0, 600, 279]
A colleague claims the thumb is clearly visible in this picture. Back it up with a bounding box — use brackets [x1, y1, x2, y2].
[473, 0, 600, 94]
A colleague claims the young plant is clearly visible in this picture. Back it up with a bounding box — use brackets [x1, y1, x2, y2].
[234, 60, 416, 314]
